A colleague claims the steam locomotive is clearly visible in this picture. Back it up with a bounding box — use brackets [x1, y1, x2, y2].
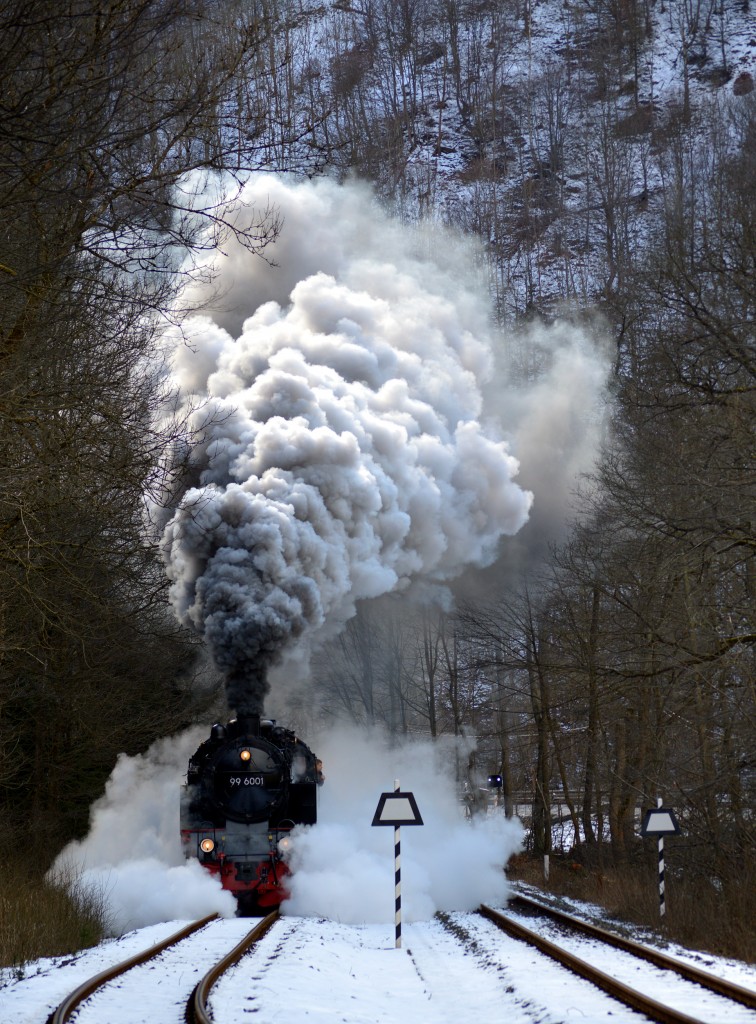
[180, 714, 324, 914]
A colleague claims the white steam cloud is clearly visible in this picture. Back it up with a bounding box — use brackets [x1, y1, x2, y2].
[496, 321, 611, 550]
[51, 731, 237, 935]
[52, 726, 521, 933]
[282, 727, 523, 922]
[160, 175, 533, 712]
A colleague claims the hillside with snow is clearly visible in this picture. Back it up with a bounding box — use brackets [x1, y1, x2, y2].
[252, 0, 756, 319]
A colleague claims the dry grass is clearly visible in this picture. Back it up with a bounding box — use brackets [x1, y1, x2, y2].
[0, 858, 108, 972]
[507, 852, 756, 963]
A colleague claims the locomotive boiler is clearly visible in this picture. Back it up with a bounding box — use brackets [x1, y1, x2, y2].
[180, 714, 323, 914]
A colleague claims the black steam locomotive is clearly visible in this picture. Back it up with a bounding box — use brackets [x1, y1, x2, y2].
[180, 714, 324, 914]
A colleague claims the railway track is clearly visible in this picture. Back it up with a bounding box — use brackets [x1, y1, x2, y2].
[25, 901, 754, 1023]
[187, 910, 279, 1024]
[46, 910, 279, 1024]
[480, 894, 756, 1024]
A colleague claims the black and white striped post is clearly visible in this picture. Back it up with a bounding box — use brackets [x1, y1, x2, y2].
[640, 798, 680, 921]
[372, 782, 424, 949]
[394, 779, 402, 948]
[657, 798, 666, 919]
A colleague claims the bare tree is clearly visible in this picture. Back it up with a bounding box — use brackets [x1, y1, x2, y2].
[0, 0, 297, 857]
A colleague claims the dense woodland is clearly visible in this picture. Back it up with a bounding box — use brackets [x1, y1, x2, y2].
[0, 0, 753, 954]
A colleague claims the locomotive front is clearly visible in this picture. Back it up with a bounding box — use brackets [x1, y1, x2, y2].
[181, 714, 323, 914]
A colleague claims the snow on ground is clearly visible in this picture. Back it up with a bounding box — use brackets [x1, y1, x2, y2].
[209, 913, 649, 1024]
[513, 881, 756, 991]
[0, 920, 188, 1024]
[501, 904, 756, 1023]
[2, 902, 755, 1024]
[4, 731, 753, 1023]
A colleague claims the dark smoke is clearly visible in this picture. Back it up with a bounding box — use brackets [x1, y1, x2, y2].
[161, 175, 537, 712]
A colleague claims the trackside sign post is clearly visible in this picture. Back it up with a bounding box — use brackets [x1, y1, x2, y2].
[372, 781, 423, 948]
[640, 797, 681, 919]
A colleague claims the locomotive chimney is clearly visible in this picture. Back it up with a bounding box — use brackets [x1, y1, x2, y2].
[238, 713, 261, 736]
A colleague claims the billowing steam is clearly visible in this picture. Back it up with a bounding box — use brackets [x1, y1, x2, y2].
[282, 726, 524, 922]
[161, 175, 533, 713]
[51, 731, 237, 934]
[52, 726, 522, 933]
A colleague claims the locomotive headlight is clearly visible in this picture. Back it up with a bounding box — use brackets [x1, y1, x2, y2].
[239, 748, 252, 762]
[200, 838, 215, 854]
[277, 836, 293, 855]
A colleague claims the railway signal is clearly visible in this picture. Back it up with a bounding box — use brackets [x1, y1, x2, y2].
[641, 798, 681, 919]
[372, 781, 423, 948]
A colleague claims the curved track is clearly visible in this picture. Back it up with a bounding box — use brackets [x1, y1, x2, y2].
[481, 895, 755, 1024]
[187, 909, 279, 1024]
[46, 910, 280, 1024]
[47, 914, 218, 1024]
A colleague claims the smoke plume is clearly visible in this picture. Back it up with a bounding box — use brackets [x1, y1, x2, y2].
[161, 175, 533, 713]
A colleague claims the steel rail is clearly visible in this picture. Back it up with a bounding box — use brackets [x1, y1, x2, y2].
[47, 913, 218, 1024]
[187, 908, 280, 1024]
[480, 903, 711, 1024]
[508, 892, 756, 1010]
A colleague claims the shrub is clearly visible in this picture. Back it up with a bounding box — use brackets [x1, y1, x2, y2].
[0, 859, 107, 971]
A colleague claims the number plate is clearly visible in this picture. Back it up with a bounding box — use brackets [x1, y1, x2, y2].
[225, 773, 265, 787]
